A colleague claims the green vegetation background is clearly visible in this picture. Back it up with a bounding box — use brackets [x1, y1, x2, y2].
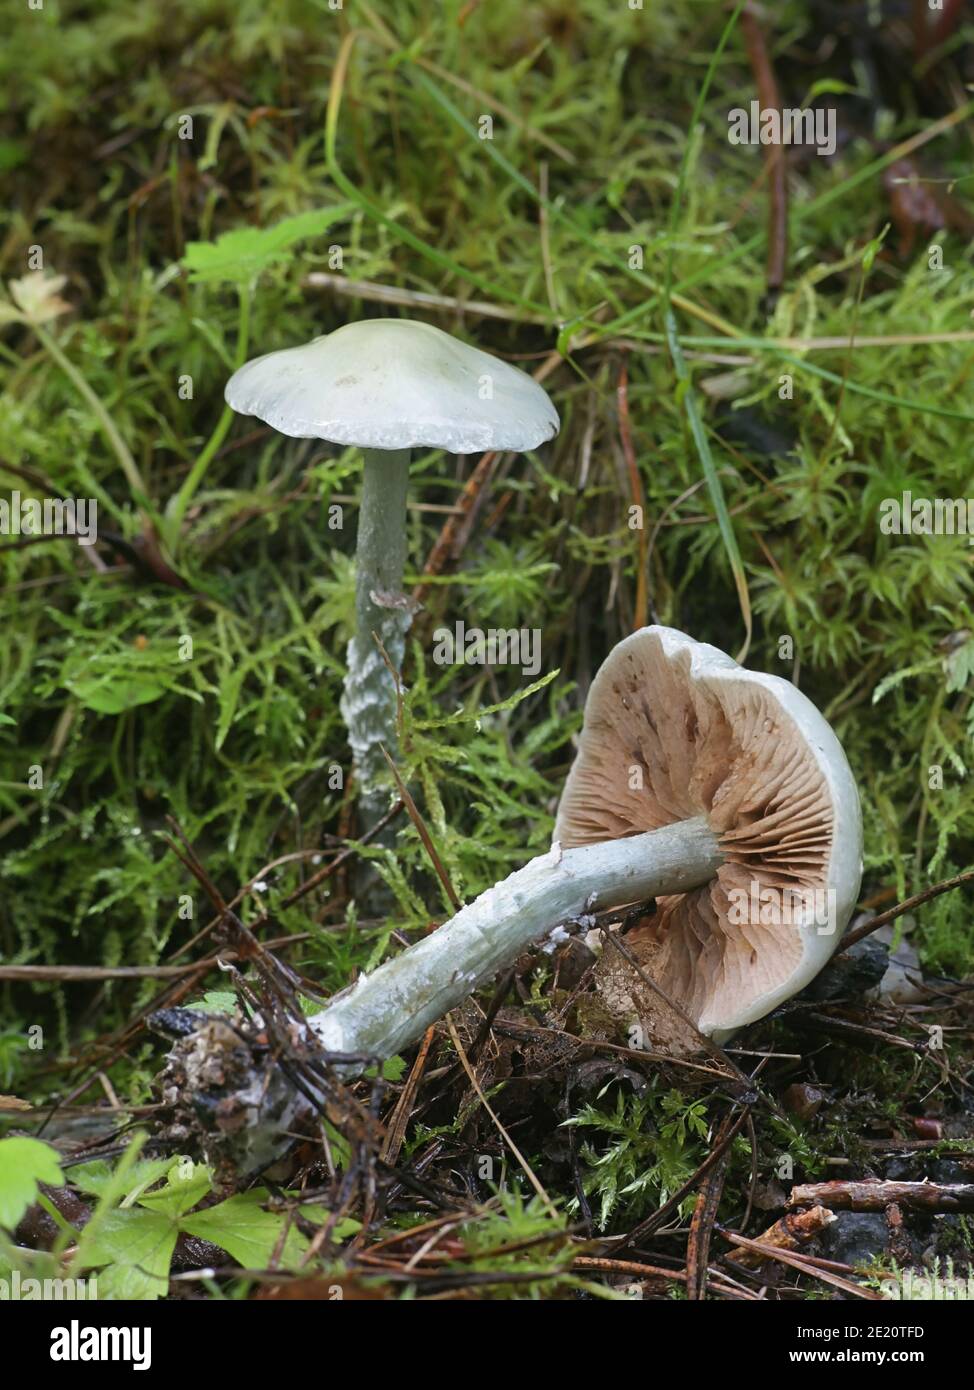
[0, 0, 972, 1165]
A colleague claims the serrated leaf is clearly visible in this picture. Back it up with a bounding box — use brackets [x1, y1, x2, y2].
[0, 1137, 63, 1230]
[70, 1156, 173, 1201]
[81, 1207, 177, 1300]
[364, 1055, 408, 1082]
[180, 1189, 307, 1268]
[9, 271, 71, 324]
[182, 205, 354, 285]
[136, 1160, 212, 1219]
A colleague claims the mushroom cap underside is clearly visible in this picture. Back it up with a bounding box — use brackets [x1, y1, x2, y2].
[554, 626, 863, 1036]
[224, 318, 560, 454]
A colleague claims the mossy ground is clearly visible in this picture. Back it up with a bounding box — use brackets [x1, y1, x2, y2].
[1, 0, 973, 1298]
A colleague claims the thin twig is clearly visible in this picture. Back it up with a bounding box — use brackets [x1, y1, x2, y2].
[717, 1227, 884, 1299]
[615, 355, 648, 629]
[741, 7, 788, 297]
[445, 1014, 559, 1220]
[842, 866, 974, 950]
[686, 1113, 735, 1299]
[304, 273, 550, 325]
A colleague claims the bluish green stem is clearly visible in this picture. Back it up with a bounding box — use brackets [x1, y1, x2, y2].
[340, 448, 411, 823]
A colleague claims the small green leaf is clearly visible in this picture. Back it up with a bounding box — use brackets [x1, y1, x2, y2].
[0, 1137, 64, 1230]
[415, 669, 559, 729]
[364, 1055, 408, 1081]
[945, 639, 974, 694]
[194, 991, 238, 1015]
[180, 1189, 307, 1268]
[182, 205, 355, 286]
[801, 78, 860, 102]
[137, 1160, 212, 1219]
[862, 223, 890, 273]
[70, 1156, 173, 1201]
[82, 1208, 178, 1300]
[68, 675, 166, 715]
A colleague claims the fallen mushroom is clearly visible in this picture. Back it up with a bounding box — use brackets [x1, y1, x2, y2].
[225, 318, 559, 826]
[157, 626, 861, 1175]
[556, 626, 862, 1042]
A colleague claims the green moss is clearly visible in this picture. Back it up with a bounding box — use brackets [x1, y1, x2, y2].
[2, 0, 973, 1297]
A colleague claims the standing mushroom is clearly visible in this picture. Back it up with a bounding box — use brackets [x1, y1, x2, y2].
[225, 318, 560, 827]
[158, 626, 863, 1173]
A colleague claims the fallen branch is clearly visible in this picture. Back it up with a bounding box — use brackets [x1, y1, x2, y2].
[841, 865, 974, 950]
[788, 1180, 974, 1213]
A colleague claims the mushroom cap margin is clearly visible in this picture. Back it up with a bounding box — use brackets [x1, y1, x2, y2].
[224, 318, 560, 455]
[554, 625, 863, 1036]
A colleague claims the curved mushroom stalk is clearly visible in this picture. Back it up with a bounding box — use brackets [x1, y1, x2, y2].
[157, 816, 722, 1177]
[156, 628, 862, 1177]
[309, 816, 722, 1068]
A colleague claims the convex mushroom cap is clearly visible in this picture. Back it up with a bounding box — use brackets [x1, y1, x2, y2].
[224, 317, 560, 454]
[555, 626, 863, 1039]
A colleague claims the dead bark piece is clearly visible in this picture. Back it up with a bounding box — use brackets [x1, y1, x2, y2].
[0, 1095, 32, 1111]
[727, 1204, 835, 1269]
[782, 1082, 825, 1122]
[788, 1179, 974, 1213]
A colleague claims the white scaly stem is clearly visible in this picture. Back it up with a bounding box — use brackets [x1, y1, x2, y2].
[310, 816, 721, 1071]
[166, 818, 722, 1178]
[339, 447, 411, 824]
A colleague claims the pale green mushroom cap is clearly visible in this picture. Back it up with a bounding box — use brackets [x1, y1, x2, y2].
[225, 318, 560, 454]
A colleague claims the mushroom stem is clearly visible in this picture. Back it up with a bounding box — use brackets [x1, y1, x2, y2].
[159, 816, 722, 1177]
[340, 447, 412, 821]
[310, 815, 722, 1071]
